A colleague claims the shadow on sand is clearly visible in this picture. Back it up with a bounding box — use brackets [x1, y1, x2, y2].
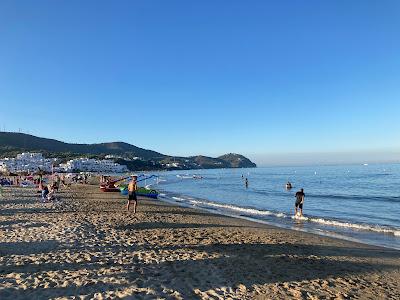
[0, 240, 59, 256]
[0, 241, 398, 299]
[0, 220, 50, 230]
[0, 237, 399, 298]
[115, 222, 250, 231]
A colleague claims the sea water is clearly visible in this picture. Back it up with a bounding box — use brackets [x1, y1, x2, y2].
[148, 164, 400, 250]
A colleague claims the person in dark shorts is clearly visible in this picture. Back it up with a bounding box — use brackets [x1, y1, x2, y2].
[127, 176, 138, 213]
[295, 188, 305, 216]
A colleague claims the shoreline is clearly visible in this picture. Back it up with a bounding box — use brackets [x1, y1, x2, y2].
[158, 192, 400, 251]
[1, 184, 399, 299]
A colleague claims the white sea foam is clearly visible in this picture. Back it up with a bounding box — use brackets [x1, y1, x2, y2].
[291, 215, 309, 221]
[172, 196, 189, 201]
[307, 217, 400, 236]
[174, 197, 288, 219]
[166, 194, 400, 237]
[176, 175, 192, 179]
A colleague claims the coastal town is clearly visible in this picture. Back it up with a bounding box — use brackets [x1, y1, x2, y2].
[1, 1, 399, 299]
[0, 152, 128, 174]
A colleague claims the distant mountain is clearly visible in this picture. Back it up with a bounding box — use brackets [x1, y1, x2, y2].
[192, 155, 230, 169]
[0, 132, 257, 170]
[0, 132, 164, 160]
[218, 153, 257, 168]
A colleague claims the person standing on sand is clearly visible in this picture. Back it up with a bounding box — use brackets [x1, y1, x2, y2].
[295, 188, 305, 216]
[127, 176, 138, 213]
[56, 174, 61, 190]
[41, 184, 49, 202]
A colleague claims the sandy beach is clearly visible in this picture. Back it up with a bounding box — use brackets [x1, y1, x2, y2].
[0, 185, 399, 299]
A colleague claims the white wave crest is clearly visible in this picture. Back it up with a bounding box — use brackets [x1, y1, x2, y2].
[172, 196, 186, 201]
[164, 193, 400, 237]
[308, 217, 400, 236]
[182, 199, 288, 219]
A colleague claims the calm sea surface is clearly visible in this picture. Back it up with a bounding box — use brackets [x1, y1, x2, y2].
[146, 164, 400, 250]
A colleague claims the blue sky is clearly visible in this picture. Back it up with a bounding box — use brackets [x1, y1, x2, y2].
[0, 1, 399, 165]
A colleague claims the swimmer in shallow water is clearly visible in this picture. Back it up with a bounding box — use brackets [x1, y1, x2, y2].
[294, 188, 305, 217]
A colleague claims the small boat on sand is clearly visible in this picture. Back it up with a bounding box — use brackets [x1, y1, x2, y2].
[100, 184, 120, 192]
[119, 185, 159, 199]
[137, 187, 159, 199]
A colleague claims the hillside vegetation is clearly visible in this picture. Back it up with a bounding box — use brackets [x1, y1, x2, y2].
[0, 132, 257, 170]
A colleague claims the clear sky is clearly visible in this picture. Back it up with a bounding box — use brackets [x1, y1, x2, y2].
[0, 1, 399, 165]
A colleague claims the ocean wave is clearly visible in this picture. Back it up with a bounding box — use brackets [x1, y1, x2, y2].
[176, 175, 193, 179]
[172, 196, 186, 201]
[164, 193, 400, 237]
[307, 217, 400, 236]
[250, 189, 400, 204]
[169, 196, 288, 219]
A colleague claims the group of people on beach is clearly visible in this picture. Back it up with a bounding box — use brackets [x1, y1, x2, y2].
[37, 173, 92, 202]
[0, 175, 37, 186]
[38, 175, 60, 202]
[2, 170, 305, 218]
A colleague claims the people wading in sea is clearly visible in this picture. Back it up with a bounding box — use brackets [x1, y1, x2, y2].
[295, 188, 305, 216]
[127, 176, 138, 213]
[245, 178, 249, 188]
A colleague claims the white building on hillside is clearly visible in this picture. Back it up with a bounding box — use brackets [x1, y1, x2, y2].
[0, 152, 56, 173]
[59, 158, 128, 173]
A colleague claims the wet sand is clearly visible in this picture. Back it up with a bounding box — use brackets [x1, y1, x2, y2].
[0, 185, 399, 299]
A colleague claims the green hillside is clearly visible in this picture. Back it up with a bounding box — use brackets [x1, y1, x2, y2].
[0, 132, 257, 170]
[0, 132, 165, 160]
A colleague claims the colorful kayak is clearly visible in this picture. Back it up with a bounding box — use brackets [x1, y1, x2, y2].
[137, 187, 159, 199]
[119, 186, 159, 199]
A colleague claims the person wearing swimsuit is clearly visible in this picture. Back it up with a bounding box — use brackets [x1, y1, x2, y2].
[295, 188, 305, 216]
[127, 176, 138, 213]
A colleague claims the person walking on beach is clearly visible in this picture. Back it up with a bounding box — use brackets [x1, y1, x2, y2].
[127, 176, 138, 213]
[41, 184, 49, 202]
[295, 188, 305, 216]
[56, 175, 61, 190]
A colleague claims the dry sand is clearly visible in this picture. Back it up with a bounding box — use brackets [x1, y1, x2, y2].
[0, 185, 399, 299]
